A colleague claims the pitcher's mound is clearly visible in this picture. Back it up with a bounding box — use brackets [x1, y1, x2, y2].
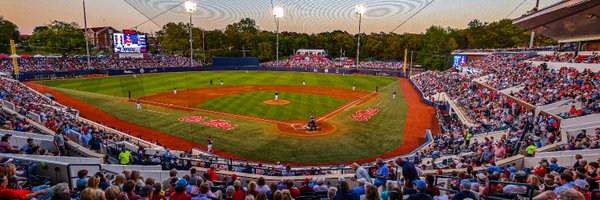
[263, 100, 290, 105]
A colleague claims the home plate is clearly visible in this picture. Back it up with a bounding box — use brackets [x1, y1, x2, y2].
[291, 124, 304, 130]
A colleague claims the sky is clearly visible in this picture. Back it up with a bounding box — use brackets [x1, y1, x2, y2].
[1, 0, 563, 35]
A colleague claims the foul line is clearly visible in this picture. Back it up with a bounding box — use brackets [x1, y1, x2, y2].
[142, 109, 170, 116]
[316, 80, 399, 122]
[48, 86, 126, 100]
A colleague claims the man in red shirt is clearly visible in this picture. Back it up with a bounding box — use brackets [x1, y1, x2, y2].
[207, 165, 218, 182]
[0, 174, 47, 200]
[232, 180, 245, 200]
[481, 174, 503, 198]
[299, 178, 313, 194]
[170, 179, 191, 200]
[284, 179, 301, 198]
[573, 179, 591, 200]
[533, 159, 549, 177]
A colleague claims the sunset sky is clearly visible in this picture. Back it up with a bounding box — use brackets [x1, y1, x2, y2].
[2, 0, 562, 35]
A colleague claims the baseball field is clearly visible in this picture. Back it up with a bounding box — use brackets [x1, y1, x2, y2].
[27, 71, 435, 165]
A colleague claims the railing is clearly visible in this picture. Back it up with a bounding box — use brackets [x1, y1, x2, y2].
[66, 164, 105, 190]
[0, 105, 105, 158]
[434, 175, 458, 194]
[486, 180, 534, 200]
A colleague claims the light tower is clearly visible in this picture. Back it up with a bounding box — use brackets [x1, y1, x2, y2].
[273, 6, 284, 67]
[184, 1, 197, 67]
[355, 4, 366, 69]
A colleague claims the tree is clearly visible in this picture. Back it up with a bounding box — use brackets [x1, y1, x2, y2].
[28, 20, 85, 56]
[418, 26, 454, 70]
[224, 18, 259, 53]
[0, 16, 20, 54]
[257, 42, 273, 60]
[468, 19, 485, 28]
[147, 17, 557, 68]
[156, 22, 189, 55]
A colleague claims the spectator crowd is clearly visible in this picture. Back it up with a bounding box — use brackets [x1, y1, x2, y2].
[0, 56, 202, 73]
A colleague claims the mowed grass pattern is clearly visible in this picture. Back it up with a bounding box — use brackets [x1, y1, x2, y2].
[39, 71, 396, 98]
[198, 91, 347, 120]
[40, 72, 408, 164]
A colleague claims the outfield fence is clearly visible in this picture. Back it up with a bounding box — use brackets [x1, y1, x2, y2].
[13, 65, 406, 81]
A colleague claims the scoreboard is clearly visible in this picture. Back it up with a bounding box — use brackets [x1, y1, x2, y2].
[113, 30, 147, 53]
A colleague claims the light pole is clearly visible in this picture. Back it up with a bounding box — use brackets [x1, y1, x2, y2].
[273, 7, 284, 67]
[82, 0, 90, 68]
[355, 4, 366, 69]
[184, 1, 197, 67]
[529, 0, 540, 49]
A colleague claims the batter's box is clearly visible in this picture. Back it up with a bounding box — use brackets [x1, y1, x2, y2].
[291, 124, 304, 130]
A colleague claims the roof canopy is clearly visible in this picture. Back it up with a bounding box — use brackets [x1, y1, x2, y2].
[512, 0, 600, 43]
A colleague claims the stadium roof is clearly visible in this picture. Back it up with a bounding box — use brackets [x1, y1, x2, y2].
[512, 0, 600, 43]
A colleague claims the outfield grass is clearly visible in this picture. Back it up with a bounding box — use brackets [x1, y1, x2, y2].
[197, 91, 347, 121]
[40, 71, 407, 164]
[40, 71, 396, 98]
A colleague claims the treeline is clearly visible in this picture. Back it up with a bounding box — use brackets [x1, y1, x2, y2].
[158, 18, 556, 69]
[0, 16, 557, 70]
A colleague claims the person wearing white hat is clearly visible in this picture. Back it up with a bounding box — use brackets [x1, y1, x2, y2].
[312, 178, 328, 193]
[353, 178, 367, 196]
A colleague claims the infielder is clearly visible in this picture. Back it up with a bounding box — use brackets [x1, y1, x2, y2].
[136, 99, 141, 110]
[220, 79, 224, 86]
[393, 91, 396, 99]
[275, 91, 279, 101]
[352, 83, 356, 91]
[173, 87, 177, 95]
[303, 80, 306, 86]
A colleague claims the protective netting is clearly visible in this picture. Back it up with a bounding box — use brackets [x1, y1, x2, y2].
[122, 0, 562, 33]
[123, 0, 427, 33]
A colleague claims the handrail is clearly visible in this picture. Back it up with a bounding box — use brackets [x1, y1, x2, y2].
[487, 180, 534, 200]
[434, 175, 458, 194]
[1, 105, 105, 158]
[66, 164, 103, 190]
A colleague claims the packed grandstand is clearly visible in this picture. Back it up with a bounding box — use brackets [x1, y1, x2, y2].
[2, 1, 600, 200]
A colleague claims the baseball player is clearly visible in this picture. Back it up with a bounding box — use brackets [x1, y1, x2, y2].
[173, 87, 177, 95]
[352, 83, 356, 91]
[303, 80, 306, 86]
[275, 91, 279, 101]
[207, 136, 213, 153]
[393, 91, 396, 99]
[136, 99, 141, 110]
[220, 79, 224, 86]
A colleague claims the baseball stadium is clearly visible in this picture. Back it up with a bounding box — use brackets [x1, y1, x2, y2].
[1, 0, 600, 200]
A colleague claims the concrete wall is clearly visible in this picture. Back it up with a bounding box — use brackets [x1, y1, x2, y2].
[529, 61, 600, 73]
[524, 149, 600, 169]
